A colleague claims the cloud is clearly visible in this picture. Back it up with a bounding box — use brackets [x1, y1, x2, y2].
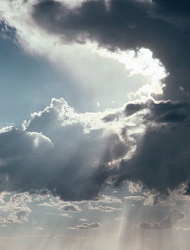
[68, 222, 101, 230]
[115, 100, 190, 195]
[37, 202, 57, 207]
[1, 0, 190, 206]
[0, 192, 32, 224]
[88, 205, 121, 212]
[60, 204, 81, 212]
[0, 98, 134, 201]
[115, 217, 127, 222]
[0, 208, 31, 224]
[1, 224, 7, 228]
[124, 196, 145, 202]
[125, 193, 176, 206]
[79, 218, 88, 222]
[0, 193, 32, 212]
[143, 193, 175, 206]
[1, 0, 168, 113]
[1, 0, 190, 102]
[31, 0, 190, 100]
[176, 227, 190, 232]
[1, 98, 190, 201]
[94, 195, 122, 204]
[36, 196, 82, 213]
[134, 209, 185, 230]
[0, 192, 9, 204]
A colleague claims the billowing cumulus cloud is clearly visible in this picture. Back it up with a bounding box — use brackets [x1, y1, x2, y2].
[0, 98, 134, 201]
[134, 209, 185, 230]
[0, 193, 32, 224]
[1, 0, 190, 201]
[0, 209, 31, 224]
[0, 98, 190, 200]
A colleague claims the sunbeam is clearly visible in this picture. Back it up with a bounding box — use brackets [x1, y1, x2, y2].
[1, 0, 190, 249]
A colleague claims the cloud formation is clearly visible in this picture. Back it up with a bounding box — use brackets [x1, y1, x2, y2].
[69, 222, 101, 230]
[134, 209, 185, 230]
[176, 227, 190, 232]
[32, 0, 190, 100]
[0, 98, 190, 200]
[0, 193, 32, 224]
[124, 196, 145, 202]
[88, 205, 121, 212]
[115, 100, 190, 195]
[60, 204, 81, 212]
[0, 98, 133, 201]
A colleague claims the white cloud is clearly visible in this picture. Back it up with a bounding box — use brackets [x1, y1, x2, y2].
[88, 205, 121, 212]
[0, 192, 32, 224]
[115, 217, 127, 222]
[68, 222, 101, 230]
[124, 196, 145, 202]
[94, 46, 167, 100]
[0, 193, 32, 212]
[96, 195, 122, 204]
[176, 227, 190, 232]
[0, 208, 31, 224]
[79, 218, 88, 222]
[0, 0, 167, 110]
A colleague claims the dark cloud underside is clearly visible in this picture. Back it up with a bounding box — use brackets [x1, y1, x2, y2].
[116, 100, 190, 194]
[33, 0, 190, 100]
[1, 99, 190, 200]
[1, 0, 190, 201]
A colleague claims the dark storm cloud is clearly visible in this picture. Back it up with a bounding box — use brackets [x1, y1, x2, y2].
[32, 0, 190, 100]
[115, 100, 190, 195]
[125, 100, 190, 123]
[134, 209, 185, 230]
[0, 125, 111, 201]
[1, 98, 190, 200]
[0, 99, 131, 201]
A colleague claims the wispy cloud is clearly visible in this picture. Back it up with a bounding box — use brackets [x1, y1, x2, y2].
[134, 209, 185, 230]
[68, 222, 101, 230]
[88, 205, 121, 213]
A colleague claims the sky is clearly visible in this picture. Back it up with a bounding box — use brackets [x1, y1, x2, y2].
[1, 0, 190, 249]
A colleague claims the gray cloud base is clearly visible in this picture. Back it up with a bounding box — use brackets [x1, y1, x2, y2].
[135, 209, 185, 230]
[116, 100, 190, 194]
[0, 98, 190, 200]
[0, 98, 130, 201]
